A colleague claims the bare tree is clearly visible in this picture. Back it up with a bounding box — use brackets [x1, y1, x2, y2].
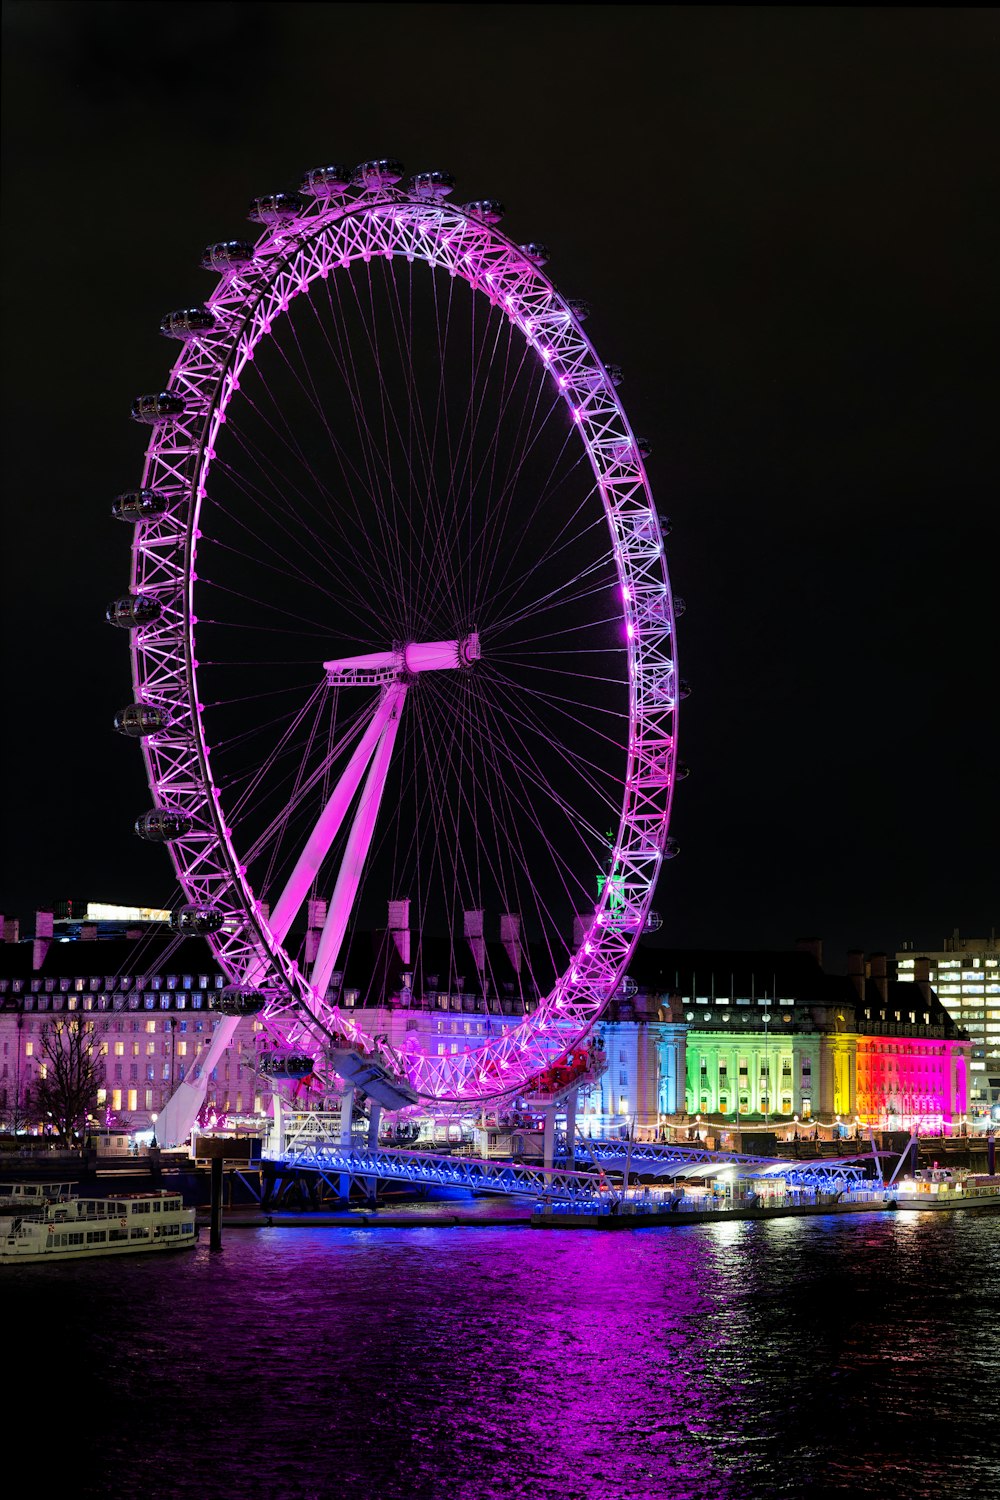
[28, 1021, 105, 1146]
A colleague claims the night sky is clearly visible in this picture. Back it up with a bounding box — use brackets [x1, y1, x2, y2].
[1, 4, 996, 970]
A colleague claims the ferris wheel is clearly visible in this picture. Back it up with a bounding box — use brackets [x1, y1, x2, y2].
[108, 158, 682, 1142]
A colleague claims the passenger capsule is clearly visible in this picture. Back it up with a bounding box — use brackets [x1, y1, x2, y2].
[170, 904, 226, 935]
[675, 761, 691, 781]
[604, 363, 624, 387]
[353, 158, 405, 189]
[663, 837, 680, 859]
[131, 392, 185, 424]
[520, 242, 550, 266]
[113, 703, 169, 738]
[201, 241, 256, 272]
[248, 191, 305, 224]
[673, 597, 686, 617]
[111, 489, 172, 523]
[463, 199, 504, 225]
[408, 170, 455, 199]
[300, 163, 354, 196]
[160, 307, 216, 340]
[658, 514, 672, 538]
[644, 910, 663, 932]
[678, 679, 692, 699]
[636, 437, 652, 459]
[134, 809, 193, 842]
[211, 986, 269, 1018]
[106, 594, 162, 629]
[565, 298, 590, 321]
[259, 1053, 315, 1080]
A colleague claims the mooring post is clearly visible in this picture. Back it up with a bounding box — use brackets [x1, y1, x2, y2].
[210, 1155, 223, 1252]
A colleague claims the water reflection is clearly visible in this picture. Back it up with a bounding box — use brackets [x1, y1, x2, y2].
[11, 1211, 998, 1500]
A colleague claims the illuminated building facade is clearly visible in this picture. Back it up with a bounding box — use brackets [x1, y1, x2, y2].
[844, 952, 970, 1129]
[0, 909, 974, 1141]
[598, 946, 971, 1136]
[0, 921, 263, 1133]
[896, 932, 1000, 1118]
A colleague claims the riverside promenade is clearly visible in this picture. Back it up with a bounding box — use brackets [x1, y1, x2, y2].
[195, 1178, 1000, 1232]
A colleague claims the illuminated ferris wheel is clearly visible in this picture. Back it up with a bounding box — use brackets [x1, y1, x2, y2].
[108, 158, 681, 1142]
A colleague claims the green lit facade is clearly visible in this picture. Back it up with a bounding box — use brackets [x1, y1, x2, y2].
[682, 1028, 824, 1120]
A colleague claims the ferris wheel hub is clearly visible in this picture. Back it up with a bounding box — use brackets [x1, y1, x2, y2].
[323, 633, 480, 687]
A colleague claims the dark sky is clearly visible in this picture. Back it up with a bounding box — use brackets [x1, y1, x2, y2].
[1, 3, 996, 970]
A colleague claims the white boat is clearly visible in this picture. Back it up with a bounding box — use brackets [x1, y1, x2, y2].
[0, 1182, 197, 1263]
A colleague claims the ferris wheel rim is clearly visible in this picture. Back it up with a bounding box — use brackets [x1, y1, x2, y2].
[124, 181, 679, 1103]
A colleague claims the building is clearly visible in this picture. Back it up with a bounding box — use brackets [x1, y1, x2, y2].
[0, 903, 976, 1143]
[595, 944, 971, 1138]
[0, 918, 264, 1135]
[896, 931, 1000, 1118]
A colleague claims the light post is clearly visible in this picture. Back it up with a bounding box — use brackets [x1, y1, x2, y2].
[150, 1112, 158, 1148]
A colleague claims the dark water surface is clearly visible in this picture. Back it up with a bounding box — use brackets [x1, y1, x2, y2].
[11, 1208, 999, 1500]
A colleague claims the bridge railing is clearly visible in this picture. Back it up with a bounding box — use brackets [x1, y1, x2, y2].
[278, 1140, 614, 1203]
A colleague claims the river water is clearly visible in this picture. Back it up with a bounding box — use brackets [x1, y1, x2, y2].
[11, 1206, 999, 1500]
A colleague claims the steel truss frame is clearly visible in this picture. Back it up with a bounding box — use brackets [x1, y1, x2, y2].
[278, 1140, 616, 1204]
[126, 176, 679, 1109]
[580, 1139, 869, 1187]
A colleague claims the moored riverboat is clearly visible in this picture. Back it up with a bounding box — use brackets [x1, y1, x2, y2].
[0, 1183, 197, 1263]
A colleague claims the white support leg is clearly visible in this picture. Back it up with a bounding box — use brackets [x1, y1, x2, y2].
[266, 685, 405, 947]
[155, 1014, 241, 1150]
[156, 694, 403, 1149]
[310, 689, 407, 1001]
[156, 636, 476, 1150]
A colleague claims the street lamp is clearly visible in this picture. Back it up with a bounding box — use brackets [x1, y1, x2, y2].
[150, 1112, 158, 1148]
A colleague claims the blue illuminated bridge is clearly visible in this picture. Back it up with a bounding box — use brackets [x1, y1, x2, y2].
[262, 1128, 875, 1207]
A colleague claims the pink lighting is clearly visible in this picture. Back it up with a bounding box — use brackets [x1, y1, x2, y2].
[127, 177, 676, 1124]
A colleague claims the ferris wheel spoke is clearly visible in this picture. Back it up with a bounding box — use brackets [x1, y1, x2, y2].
[208, 463, 382, 624]
[461, 684, 574, 992]
[473, 667, 626, 818]
[482, 662, 630, 756]
[473, 391, 584, 615]
[461, 673, 619, 871]
[125, 178, 675, 1119]
[309, 690, 407, 999]
[323, 269, 431, 630]
[215, 417, 389, 628]
[485, 530, 613, 638]
[264, 684, 407, 948]
[227, 388, 398, 631]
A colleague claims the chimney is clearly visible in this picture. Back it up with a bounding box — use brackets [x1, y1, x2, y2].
[33, 909, 54, 970]
[500, 913, 522, 974]
[795, 937, 824, 971]
[912, 956, 933, 1005]
[847, 950, 866, 1003]
[388, 899, 411, 965]
[870, 952, 889, 1002]
[463, 909, 485, 972]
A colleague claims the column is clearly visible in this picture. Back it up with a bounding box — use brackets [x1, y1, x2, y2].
[565, 1088, 578, 1162]
[338, 1086, 355, 1202]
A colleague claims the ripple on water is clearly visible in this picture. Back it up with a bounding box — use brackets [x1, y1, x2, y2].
[10, 1210, 1000, 1500]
